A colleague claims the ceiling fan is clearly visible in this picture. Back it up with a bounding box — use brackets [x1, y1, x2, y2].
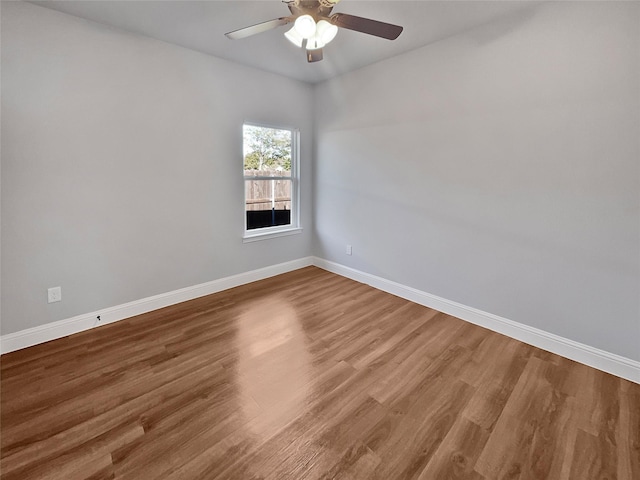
[225, 0, 403, 63]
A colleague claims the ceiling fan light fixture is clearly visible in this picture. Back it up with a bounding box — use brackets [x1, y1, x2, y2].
[316, 19, 338, 45]
[294, 14, 317, 39]
[225, 0, 404, 64]
[284, 26, 304, 47]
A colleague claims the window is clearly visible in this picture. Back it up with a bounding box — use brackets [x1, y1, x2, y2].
[243, 123, 300, 240]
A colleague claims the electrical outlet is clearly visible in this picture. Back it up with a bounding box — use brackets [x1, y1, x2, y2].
[48, 286, 62, 303]
[346, 244, 352, 255]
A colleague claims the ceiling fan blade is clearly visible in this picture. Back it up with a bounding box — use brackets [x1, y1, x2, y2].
[225, 17, 292, 40]
[329, 13, 403, 40]
[307, 48, 323, 63]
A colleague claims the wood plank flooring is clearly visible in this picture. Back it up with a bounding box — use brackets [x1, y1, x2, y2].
[1, 266, 638, 479]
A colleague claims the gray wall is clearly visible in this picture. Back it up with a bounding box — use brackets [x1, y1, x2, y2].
[313, 1, 640, 360]
[1, 2, 313, 334]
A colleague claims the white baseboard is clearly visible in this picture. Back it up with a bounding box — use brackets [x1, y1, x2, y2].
[3, 255, 638, 384]
[0, 257, 314, 355]
[312, 257, 640, 384]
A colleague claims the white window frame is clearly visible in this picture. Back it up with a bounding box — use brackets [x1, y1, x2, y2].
[242, 122, 302, 242]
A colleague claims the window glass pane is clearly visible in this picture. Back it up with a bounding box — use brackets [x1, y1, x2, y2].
[245, 179, 292, 230]
[243, 125, 292, 177]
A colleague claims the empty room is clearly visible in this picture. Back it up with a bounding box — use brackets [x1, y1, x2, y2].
[1, 0, 638, 479]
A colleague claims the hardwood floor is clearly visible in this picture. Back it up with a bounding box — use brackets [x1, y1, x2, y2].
[1, 266, 638, 479]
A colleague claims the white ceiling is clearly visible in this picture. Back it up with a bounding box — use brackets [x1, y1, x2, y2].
[29, 0, 540, 84]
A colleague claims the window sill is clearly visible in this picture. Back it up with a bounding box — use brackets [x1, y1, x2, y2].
[242, 227, 303, 243]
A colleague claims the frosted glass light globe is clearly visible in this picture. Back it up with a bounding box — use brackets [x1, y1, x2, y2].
[316, 20, 338, 45]
[307, 35, 325, 50]
[294, 15, 317, 39]
[284, 26, 304, 47]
